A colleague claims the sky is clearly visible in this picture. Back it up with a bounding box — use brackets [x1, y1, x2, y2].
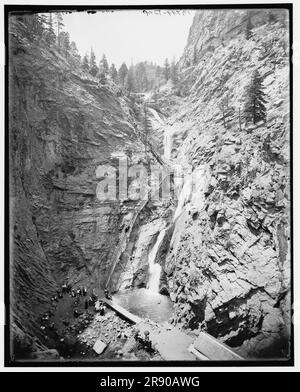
[62, 10, 195, 68]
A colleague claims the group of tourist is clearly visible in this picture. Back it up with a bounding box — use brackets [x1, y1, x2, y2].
[41, 283, 110, 330]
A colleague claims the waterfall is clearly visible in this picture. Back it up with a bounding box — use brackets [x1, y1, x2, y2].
[146, 228, 167, 293]
[173, 174, 193, 221]
[147, 106, 172, 161]
[164, 130, 172, 160]
[173, 166, 209, 221]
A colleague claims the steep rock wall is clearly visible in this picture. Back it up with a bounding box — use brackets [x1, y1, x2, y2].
[165, 9, 291, 358]
[9, 18, 143, 346]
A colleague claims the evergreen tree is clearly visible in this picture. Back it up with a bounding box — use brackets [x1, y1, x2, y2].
[98, 63, 106, 84]
[118, 62, 128, 86]
[23, 13, 45, 39]
[35, 14, 47, 36]
[45, 13, 56, 46]
[164, 58, 170, 81]
[100, 54, 109, 75]
[59, 31, 70, 57]
[245, 14, 253, 40]
[82, 54, 90, 72]
[244, 70, 267, 124]
[135, 62, 148, 92]
[55, 13, 64, 48]
[155, 65, 163, 87]
[125, 66, 136, 94]
[70, 41, 81, 62]
[109, 64, 118, 82]
[89, 48, 99, 77]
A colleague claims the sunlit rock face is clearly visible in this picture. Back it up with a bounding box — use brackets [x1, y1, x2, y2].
[9, 19, 143, 343]
[164, 9, 291, 358]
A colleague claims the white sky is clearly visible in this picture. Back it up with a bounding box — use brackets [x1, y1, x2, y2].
[62, 10, 195, 68]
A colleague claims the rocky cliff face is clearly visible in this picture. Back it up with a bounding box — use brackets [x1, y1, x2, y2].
[9, 17, 144, 348]
[162, 9, 291, 358]
[9, 9, 291, 361]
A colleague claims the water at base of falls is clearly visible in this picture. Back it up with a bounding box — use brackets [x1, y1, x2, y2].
[113, 288, 174, 323]
[112, 227, 174, 323]
[147, 262, 162, 293]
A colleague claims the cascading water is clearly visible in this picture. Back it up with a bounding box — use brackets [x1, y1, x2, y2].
[146, 228, 167, 293]
[148, 106, 172, 161]
[173, 173, 192, 221]
[173, 165, 209, 221]
[164, 130, 172, 161]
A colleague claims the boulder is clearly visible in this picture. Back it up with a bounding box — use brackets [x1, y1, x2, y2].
[93, 339, 107, 355]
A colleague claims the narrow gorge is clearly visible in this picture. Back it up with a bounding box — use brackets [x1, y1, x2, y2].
[8, 8, 291, 362]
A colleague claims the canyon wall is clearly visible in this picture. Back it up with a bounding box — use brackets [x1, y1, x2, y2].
[163, 9, 291, 358]
[9, 17, 144, 347]
[8, 9, 291, 361]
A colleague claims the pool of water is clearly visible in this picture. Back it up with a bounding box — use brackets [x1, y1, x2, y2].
[113, 288, 174, 323]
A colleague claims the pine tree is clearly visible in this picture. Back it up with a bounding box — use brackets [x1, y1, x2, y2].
[82, 54, 90, 72]
[45, 13, 56, 46]
[125, 66, 136, 94]
[89, 48, 99, 77]
[35, 14, 47, 36]
[70, 41, 81, 62]
[55, 13, 64, 48]
[244, 70, 267, 124]
[100, 54, 109, 75]
[245, 14, 253, 40]
[98, 63, 106, 84]
[59, 31, 70, 57]
[24, 13, 46, 39]
[118, 62, 128, 86]
[135, 62, 148, 92]
[164, 58, 170, 81]
[154, 65, 163, 88]
[109, 64, 118, 82]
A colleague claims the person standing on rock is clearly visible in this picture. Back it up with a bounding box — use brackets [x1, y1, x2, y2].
[143, 330, 152, 352]
[99, 303, 106, 316]
[94, 299, 101, 312]
[104, 288, 112, 300]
